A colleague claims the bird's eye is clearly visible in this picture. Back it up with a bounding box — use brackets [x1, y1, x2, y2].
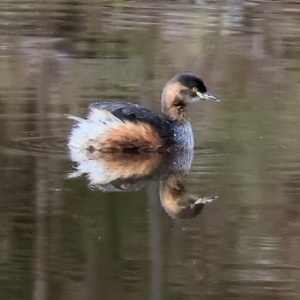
[192, 87, 198, 92]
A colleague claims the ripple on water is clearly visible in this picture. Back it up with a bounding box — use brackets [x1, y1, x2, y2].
[1, 136, 68, 158]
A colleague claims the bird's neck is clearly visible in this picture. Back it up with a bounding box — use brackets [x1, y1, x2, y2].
[161, 97, 188, 123]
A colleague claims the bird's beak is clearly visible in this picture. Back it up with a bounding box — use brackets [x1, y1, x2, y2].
[194, 195, 218, 205]
[196, 91, 220, 102]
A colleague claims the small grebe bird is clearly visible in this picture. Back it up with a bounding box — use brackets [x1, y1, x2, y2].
[68, 73, 219, 152]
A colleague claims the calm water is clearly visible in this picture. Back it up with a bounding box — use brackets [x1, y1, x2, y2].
[1, 1, 300, 299]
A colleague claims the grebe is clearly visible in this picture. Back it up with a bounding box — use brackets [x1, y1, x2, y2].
[68, 73, 219, 152]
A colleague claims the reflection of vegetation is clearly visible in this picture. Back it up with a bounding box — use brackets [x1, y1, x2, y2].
[0, 0, 300, 299]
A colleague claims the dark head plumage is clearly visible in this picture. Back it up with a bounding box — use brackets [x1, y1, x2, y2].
[173, 73, 207, 94]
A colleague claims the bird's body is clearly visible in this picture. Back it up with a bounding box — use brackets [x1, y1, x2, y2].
[68, 73, 219, 153]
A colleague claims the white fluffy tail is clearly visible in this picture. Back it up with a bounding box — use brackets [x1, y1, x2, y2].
[67, 108, 122, 151]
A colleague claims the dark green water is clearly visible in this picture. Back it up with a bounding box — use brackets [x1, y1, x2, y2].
[0, 1, 300, 299]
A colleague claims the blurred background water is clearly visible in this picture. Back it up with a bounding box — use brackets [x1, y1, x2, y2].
[0, 0, 300, 299]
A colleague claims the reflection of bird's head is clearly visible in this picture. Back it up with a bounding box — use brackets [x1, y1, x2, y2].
[171, 200, 205, 220]
[159, 172, 217, 220]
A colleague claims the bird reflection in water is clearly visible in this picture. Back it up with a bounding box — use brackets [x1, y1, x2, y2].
[68, 146, 217, 219]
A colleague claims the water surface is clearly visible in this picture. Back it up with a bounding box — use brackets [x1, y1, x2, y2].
[1, 1, 300, 299]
